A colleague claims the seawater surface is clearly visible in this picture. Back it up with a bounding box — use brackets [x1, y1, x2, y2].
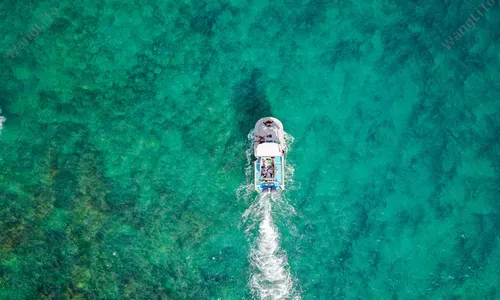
[1, 0, 499, 299]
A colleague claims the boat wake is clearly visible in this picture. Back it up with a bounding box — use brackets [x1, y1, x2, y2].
[243, 192, 299, 300]
[238, 130, 300, 300]
[0, 114, 5, 135]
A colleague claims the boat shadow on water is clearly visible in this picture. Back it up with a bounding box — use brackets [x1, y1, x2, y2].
[221, 69, 273, 176]
[231, 68, 273, 140]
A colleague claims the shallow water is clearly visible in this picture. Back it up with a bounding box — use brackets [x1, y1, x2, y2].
[1, 0, 499, 299]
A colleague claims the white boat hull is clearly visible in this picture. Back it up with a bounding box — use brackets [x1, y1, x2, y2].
[253, 117, 286, 193]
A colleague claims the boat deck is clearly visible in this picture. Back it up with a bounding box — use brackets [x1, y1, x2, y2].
[255, 156, 284, 191]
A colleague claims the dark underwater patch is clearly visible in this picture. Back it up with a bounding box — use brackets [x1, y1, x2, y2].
[231, 68, 273, 139]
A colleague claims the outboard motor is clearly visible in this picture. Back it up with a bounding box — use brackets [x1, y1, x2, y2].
[260, 183, 277, 193]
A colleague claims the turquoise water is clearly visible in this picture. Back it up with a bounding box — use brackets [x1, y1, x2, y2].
[1, 0, 499, 299]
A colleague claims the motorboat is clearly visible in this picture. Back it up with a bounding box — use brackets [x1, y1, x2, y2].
[253, 117, 286, 193]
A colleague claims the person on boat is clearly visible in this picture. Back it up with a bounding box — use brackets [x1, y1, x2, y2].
[266, 167, 273, 178]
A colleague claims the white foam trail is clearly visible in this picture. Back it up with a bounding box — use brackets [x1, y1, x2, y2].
[240, 130, 301, 300]
[0, 116, 5, 135]
[244, 193, 297, 300]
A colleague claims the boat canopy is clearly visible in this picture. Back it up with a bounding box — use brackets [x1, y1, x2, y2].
[256, 143, 282, 157]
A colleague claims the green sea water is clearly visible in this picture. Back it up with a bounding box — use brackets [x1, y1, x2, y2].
[1, 0, 499, 299]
